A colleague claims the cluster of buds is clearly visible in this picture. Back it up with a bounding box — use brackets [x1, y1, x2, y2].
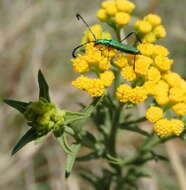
[135, 14, 166, 43]
[96, 0, 135, 26]
[24, 99, 66, 137]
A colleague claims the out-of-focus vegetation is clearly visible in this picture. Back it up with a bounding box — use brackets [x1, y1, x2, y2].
[0, 0, 186, 189]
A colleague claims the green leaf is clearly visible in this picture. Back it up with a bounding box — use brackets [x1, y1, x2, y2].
[77, 152, 100, 161]
[11, 128, 37, 155]
[120, 124, 150, 137]
[151, 151, 169, 162]
[58, 134, 73, 154]
[65, 143, 81, 178]
[38, 70, 50, 102]
[4, 99, 29, 113]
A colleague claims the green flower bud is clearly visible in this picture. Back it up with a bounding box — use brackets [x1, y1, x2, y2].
[23, 100, 66, 137]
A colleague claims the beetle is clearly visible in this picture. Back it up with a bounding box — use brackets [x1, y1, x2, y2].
[72, 14, 140, 58]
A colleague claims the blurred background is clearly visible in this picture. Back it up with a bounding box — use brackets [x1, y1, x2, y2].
[0, 0, 186, 189]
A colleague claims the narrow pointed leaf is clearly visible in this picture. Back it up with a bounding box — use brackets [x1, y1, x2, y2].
[58, 134, 73, 154]
[4, 99, 29, 113]
[65, 143, 81, 178]
[77, 152, 99, 161]
[38, 70, 50, 102]
[11, 128, 37, 155]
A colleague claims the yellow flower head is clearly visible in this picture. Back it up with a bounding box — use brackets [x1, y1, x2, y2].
[121, 66, 136, 81]
[163, 72, 183, 88]
[71, 55, 90, 73]
[86, 79, 105, 97]
[115, 12, 131, 26]
[116, 84, 133, 103]
[153, 119, 172, 137]
[72, 75, 91, 90]
[143, 81, 157, 95]
[104, 1, 117, 16]
[154, 25, 167, 38]
[130, 87, 147, 104]
[143, 32, 157, 43]
[135, 20, 152, 34]
[144, 14, 162, 27]
[116, 0, 135, 13]
[154, 55, 173, 71]
[153, 45, 169, 57]
[135, 55, 153, 75]
[72, 76, 105, 97]
[169, 87, 185, 103]
[154, 80, 169, 94]
[98, 57, 111, 70]
[172, 103, 186, 116]
[146, 106, 163, 123]
[170, 119, 184, 136]
[100, 70, 115, 87]
[96, 9, 108, 22]
[155, 94, 169, 106]
[147, 66, 161, 82]
[114, 54, 128, 68]
[137, 43, 154, 57]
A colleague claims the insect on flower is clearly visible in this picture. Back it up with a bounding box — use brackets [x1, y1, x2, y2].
[72, 13, 141, 58]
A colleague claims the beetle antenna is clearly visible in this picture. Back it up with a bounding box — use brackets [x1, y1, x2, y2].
[72, 41, 95, 58]
[76, 13, 97, 41]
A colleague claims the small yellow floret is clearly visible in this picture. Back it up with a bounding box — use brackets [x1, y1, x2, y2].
[86, 79, 105, 97]
[147, 66, 161, 82]
[155, 94, 169, 106]
[172, 103, 186, 116]
[154, 25, 167, 38]
[100, 70, 115, 87]
[169, 87, 185, 103]
[72, 75, 90, 90]
[154, 80, 169, 93]
[114, 54, 128, 68]
[153, 119, 172, 137]
[146, 106, 163, 123]
[115, 12, 131, 25]
[88, 25, 103, 41]
[154, 55, 173, 71]
[121, 66, 136, 81]
[137, 43, 154, 57]
[163, 72, 183, 88]
[170, 119, 184, 136]
[116, 0, 135, 13]
[130, 87, 147, 104]
[153, 45, 169, 56]
[143, 81, 157, 95]
[143, 32, 157, 43]
[98, 57, 111, 70]
[116, 84, 133, 103]
[135, 20, 152, 34]
[71, 56, 89, 73]
[105, 2, 117, 16]
[135, 55, 153, 75]
[96, 9, 108, 22]
[144, 14, 162, 27]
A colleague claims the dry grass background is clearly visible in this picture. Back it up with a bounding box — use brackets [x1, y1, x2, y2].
[0, 0, 186, 189]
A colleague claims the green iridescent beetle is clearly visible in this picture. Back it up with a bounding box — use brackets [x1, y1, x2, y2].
[72, 14, 140, 58]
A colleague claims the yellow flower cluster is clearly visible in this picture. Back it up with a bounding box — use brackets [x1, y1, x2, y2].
[71, 8, 186, 137]
[116, 43, 173, 105]
[116, 84, 147, 104]
[153, 119, 184, 137]
[71, 25, 117, 97]
[96, 0, 135, 26]
[135, 14, 166, 43]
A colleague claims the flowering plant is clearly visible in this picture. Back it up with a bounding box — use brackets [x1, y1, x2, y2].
[4, 0, 186, 189]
